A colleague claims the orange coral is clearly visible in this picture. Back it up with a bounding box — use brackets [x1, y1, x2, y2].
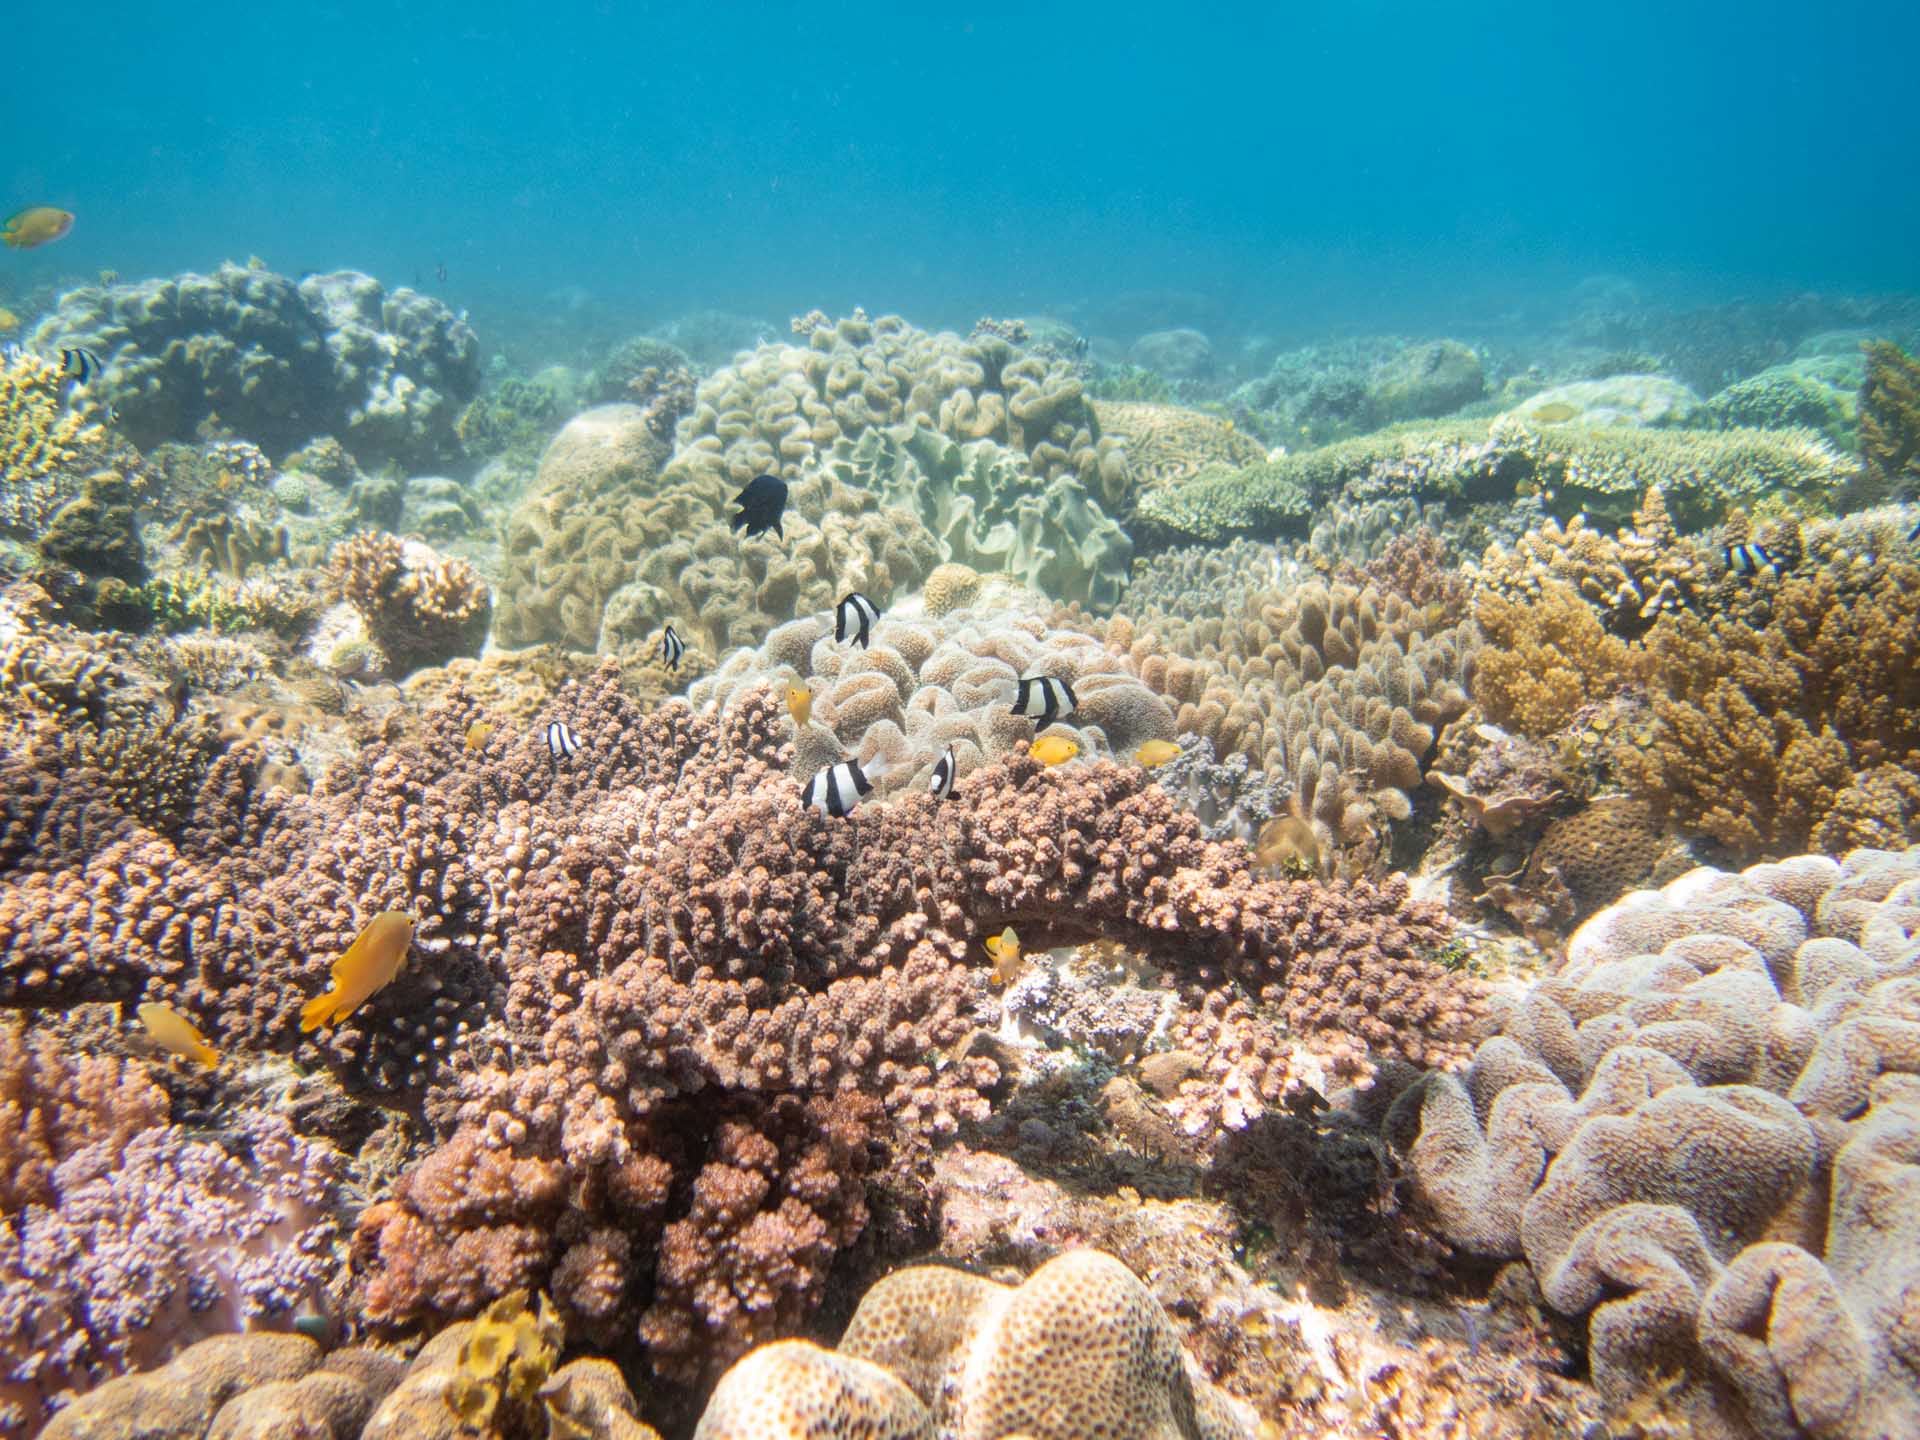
[1472, 580, 1642, 736]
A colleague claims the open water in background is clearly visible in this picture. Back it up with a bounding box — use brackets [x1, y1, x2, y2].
[4, 0, 1919, 342]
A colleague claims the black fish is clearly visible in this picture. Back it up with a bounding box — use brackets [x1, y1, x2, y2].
[802, 759, 872, 818]
[60, 347, 103, 385]
[1010, 674, 1077, 727]
[659, 624, 684, 672]
[1908, 518, 1920, 543]
[928, 745, 957, 800]
[731, 473, 788, 540]
[545, 720, 584, 760]
[835, 591, 880, 650]
[1724, 542, 1784, 578]
[436, 261, 448, 283]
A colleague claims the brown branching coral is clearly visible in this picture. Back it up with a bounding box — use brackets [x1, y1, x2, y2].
[1615, 561, 1920, 859]
[1859, 339, 1920, 503]
[1473, 578, 1642, 736]
[325, 531, 491, 676]
[0, 350, 99, 535]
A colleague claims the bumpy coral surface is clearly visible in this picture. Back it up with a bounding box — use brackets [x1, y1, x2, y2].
[689, 597, 1175, 798]
[325, 531, 491, 678]
[0, 350, 100, 535]
[27, 262, 478, 466]
[694, 1250, 1257, 1440]
[1388, 848, 1920, 1440]
[496, 402, 940, 654]
[1089, 401, 1267, 505]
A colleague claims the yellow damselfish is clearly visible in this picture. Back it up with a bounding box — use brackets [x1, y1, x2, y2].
[786, 682, 812, 728]
[465, 720, 494, 751]
[1029, 735, 1079, 766]
[983, 926, 1023, 986]
[301, 911, 415, 1031]
[1134, 740, 1181, 767]
[2, 206, 74, 249]
[137, 1002, 219, 1069]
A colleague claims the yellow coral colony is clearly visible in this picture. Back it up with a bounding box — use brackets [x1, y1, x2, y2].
[301, 911, 415, 1031]
[1, 349, 99, 533]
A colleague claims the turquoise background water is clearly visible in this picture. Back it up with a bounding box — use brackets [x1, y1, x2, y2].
[7, 1, 1918, 336]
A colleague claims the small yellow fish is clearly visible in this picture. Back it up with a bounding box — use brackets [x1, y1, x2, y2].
[1029, 735, 1080, 766]
[1134, 740, 1181, 768]
[301, 911, 415, 1031]
[138, 1002, 219, 1069]
[465, 720, 494, 751]
[786, 682, 813, 728]
[1223, 419, 1235, 433]
[2, 206, 74, 250]
[983, 926, 1023, 986]
[0, 308, 17, 334]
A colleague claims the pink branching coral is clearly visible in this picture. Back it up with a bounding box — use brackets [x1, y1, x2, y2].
[0, 665, 1481, 1391]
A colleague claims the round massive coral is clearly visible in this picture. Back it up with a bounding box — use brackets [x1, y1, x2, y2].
[1388, 848, 1920, 1440]
[27, 262, 479, 467]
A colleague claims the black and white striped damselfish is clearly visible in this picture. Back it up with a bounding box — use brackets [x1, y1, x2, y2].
[659, 624, 684, 671]
[835, 591, 880, 650]
[929, 745, 957, 800]
[802, 758, 874, 818]
[1724, 542, 1785, 578]
[1010, 674, 1077, 727]
[60, 347, 104, 384]
[545, 720, 584, 760]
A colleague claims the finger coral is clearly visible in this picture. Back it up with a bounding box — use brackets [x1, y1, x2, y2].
[1387, 847, 1920, 1439]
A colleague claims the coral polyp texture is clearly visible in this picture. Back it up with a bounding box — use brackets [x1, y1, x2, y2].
[0, 350, 99, 535]
[1387, 848, 1920, 1440]
[495, 400, 940, 654]
[664, 309, 1135, 608]
[324, 530, 492, 677]
[694, 1251, 1258, 1440]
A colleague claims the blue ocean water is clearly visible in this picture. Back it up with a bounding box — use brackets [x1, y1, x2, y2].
[6, 1, 1919, 342]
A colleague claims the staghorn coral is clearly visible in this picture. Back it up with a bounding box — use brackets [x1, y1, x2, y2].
[1614, 561, 1920, 860]
[1387, 848, 1920, 1440]
[0, 350, 99, 535]
[688, 598, 1174, 799]
[693, 1250, 1257, 1440]
[325, 531, 491, 678]
[496, 402, 940, 655]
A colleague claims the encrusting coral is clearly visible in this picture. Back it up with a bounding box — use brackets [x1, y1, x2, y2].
[693, 1250, 1258, 1440]
[1386, 847, 1920, 1440]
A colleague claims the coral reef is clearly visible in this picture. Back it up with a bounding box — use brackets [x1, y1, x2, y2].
[27, 262, 478, 466]
[0, 351, 100, 537]
[1504, 374, 1703, 429]
[688, 598, 1175, 797]
[1090, 402, 1267, 507]
[1109, 574, 1477, 873]
[1388, 847, 1920, 1440]
[0, 1024, 341, 1432]
[496, 401, 940, 654]
[694, 1250, 1258, 1440]
[1859, 339, 1920, 504]
[324, 532, 491, 678]
[1366, 340, 1485, 422]
[1706, 352, 1863, 450]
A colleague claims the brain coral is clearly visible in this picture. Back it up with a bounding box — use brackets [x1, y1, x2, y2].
[495, 401, 941, 655]
[687, 597, 1175, 797]
[1090, 401, 1267, 506]
[28, 261, 479, 467]
[1388, 848, 1920, 1440]
[694, 1250, 1257, 1440]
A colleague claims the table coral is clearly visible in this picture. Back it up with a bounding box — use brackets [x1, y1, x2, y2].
[1387, 847, 1920, 1439]
[694, 1250, 1257, 1440]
